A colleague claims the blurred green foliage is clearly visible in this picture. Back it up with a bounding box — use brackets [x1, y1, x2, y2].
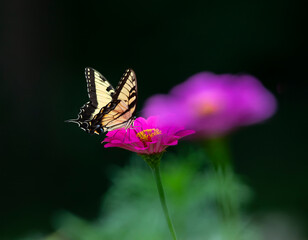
[19, 148, 262, 240]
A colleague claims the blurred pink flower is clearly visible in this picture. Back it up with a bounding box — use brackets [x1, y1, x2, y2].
[143, 72, 277, 138]
[103, 116, 195, 155]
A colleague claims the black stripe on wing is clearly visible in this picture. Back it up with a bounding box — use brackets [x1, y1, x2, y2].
[112, 68, 138, 116]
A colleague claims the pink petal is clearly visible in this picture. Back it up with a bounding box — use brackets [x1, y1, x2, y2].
[146, 116, 158, 128]
[166, 139, 179, 146]
[175, 129, 196, 137]
[134, 117, 147, 128]
[104, 143, 138, 152]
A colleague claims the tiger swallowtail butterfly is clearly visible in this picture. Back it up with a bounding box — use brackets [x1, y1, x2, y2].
[66, 67, 137, 135]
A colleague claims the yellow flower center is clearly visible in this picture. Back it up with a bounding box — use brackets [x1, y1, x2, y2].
[136, 128, 162, 142]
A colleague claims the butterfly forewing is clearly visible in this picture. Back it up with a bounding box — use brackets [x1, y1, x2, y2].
[85, 67, 115, 118]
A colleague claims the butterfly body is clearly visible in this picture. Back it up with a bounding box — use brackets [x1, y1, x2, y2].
[67, 68, 137, 135]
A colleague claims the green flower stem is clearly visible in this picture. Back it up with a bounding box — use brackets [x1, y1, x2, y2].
[141, 153, 178, 240]
[204, 138, 238, 221]
[204, 137, 232, 173]
[152, 164, 177, 240]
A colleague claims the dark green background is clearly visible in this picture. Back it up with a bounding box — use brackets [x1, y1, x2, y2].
[1, 0, 307, 238]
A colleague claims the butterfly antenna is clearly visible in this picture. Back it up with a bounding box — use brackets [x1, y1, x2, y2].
[65, 119, 78, 124]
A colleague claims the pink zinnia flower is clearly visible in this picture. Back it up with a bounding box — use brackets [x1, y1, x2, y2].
[103, 116, 195, 155]
[103, 116, 193, 239]
[143, 72, 277, 138]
